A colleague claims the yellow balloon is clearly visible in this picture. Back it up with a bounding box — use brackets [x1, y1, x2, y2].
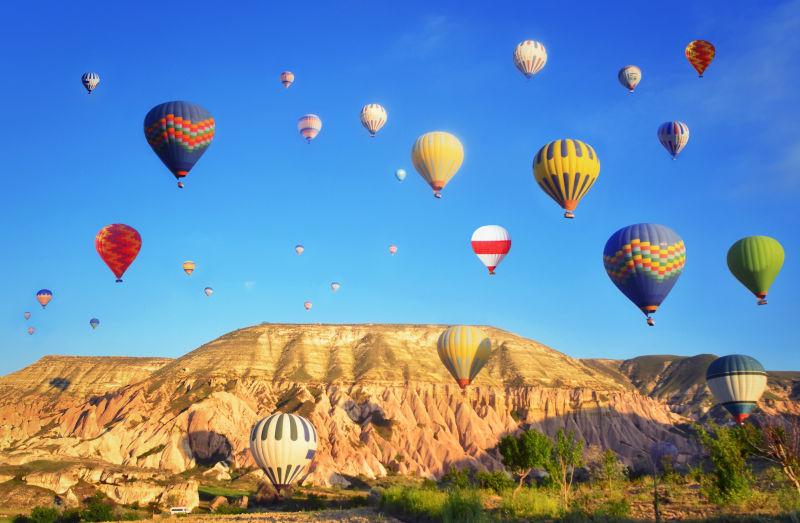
[437, 325, 491, 389]
[182, 260, 196, 276]
[411, 131, 464, 198]
[532, 139, 600, 219]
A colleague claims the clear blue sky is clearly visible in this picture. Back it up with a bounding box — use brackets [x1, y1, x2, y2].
[1, 1, 797, 374]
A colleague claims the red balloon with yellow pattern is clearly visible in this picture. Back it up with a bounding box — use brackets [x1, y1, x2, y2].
[685, 40, 715, 78]
[95, 224, 142, 283]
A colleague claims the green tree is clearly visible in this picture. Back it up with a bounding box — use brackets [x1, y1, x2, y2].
[498, 429, 552, 495]
[740, 419, 800, 496]
[546, 429, 584, 507]
[695, 424, 754, 505]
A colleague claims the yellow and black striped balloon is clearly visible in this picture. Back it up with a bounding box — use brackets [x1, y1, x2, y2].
[532, 139, 600, 219]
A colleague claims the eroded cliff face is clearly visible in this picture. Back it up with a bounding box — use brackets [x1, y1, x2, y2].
[0, 324, 792, 489]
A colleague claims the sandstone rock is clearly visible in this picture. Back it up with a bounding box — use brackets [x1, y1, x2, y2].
[22, 469, 79, 494]
[201, 461, 231, 481]
[209, 495, 227, 511]
[237, 495, 249, 509]
[160, 480, 199, 511]
[0, 473, 14, 483]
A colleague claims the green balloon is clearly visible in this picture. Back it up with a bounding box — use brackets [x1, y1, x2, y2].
[727, 236, 784, 305]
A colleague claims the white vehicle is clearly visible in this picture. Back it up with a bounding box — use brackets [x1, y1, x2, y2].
[169, 507, 191, 514]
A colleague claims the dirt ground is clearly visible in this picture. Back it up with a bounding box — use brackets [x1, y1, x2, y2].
[159, 508, 400, 522]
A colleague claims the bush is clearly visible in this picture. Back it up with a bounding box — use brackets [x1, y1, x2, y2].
[380, 485, 447, 522]
[440, 467, 472, 489]
[497, 487, 561, 520]
[14, 506, 59, 523]
[593, 497, 631, 520]
[695, 425, 754, 506]
[441, 489, 487, 523]
[474, 470, 514, 494]
[81, 493, 114, 522]
[213, 504, 247, 515]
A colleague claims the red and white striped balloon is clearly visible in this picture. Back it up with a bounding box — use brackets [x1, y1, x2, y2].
[471, 225, 511, 275]
[388, 244, 398, 255]
[304, 301, 312, 311]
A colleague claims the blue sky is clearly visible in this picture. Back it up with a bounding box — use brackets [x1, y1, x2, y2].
[1, 1, 798, 374]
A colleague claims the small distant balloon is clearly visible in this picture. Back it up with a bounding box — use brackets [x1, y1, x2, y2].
[618, 65, 641, 92]
[649, 442, 678, 471]
[304, 301, 312, 311]
[204, 287, 213, 297]
[360, 104, 387, 137]
[685, 40, 715, 78]
[27, 327, 35, 335]
[295, 244, 305, 255]
[280, 71, 295, 88]
[36, 289, 53, 308]
[298, 114, 322, 143]
[331, 282, 341, 292]
[395, 169, 406, 182]
[471, 225, 511, 275]
[183, 261, 196, 276]
[513, 40, 547, 79]
[389, 244, 397, 255]
[89, 318, 100, 330]
[24, 312, 31, 320]
[81, 72, 100, 94]
[657, 121, 689, 159]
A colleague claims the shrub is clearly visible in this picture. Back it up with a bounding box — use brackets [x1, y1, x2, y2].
[497, 487, 561, 520]
[16, 506, 59, 523]
[213, 504, 247, 515]
[380, 485, 447, 522]
[474, 470, 514, 494]
[440, 467, 472, 489]
[695, 424, 754, 505]
[547, 429, 584, 507]
[442, 489, 487, 523]
[585, 446, 627, 490]
[81, 493, 114, 522]
[57, 510, 81, 523]
[498, 429, 552, 495]
[593, 497, 631, 520]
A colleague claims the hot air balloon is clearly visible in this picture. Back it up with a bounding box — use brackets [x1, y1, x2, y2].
[81, 72, 100, 94]
[533, 139, 600, 219]
[27, 327, 35, 335]
[395, 169, 406, 182]
[298, 114, 322, 143]
[95, 224, 142, 283]
[513, 40, 547, 79]
[706, 355, 767, 424]
[360, 104, 387, 137]
[89, 318, 100, 330]
[280, 71, 295, 88]
[657, 121, 690, 159]
[204, 287, 213, 297]
[182, 261, 196, 276]
[24, 312, 31, 320]
[411, 131, 464, 198]
[295, 245, 304, 256]
[727, 236, 784, 305]
[144, 101, 215, 188]
[304, 301, 312, 311]
[685, 40, 715, 78]
[388, 244, 397, 255]
[331, 282, 341, 292]
[603, 224, 686, 326]
[471, 225, 511, 275]
[36, 289, 52, 308]
[618, 65, 641, 92]
[649, 442, 678, 472]
[249, 412, 318, 492]
[437, 325, 492, 390]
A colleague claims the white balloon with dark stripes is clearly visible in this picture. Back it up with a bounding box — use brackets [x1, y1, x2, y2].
[81, 72, 100, 94]
[249, 412, 318, 491]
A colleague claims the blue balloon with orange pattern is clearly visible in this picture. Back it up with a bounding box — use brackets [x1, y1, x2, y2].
[603, 224, 686, 326]
[144, 101, 215, 188]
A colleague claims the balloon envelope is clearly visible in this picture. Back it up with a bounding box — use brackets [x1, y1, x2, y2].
[280, 71, 295, 88]
[649, 442, 678, 471]
[331, 282, 341, 292]
[24, 312, 31, 320]
[657, 121, 690, 159]
[295, 245, 304, 255]
[204, 287, 213, 297]
[298, 114, 322, 142]
[513, 40, 547, 78]
[36, 289, 52, 308]
[471, 225, 511, 275]
[95, 224, 142, 282]
[27, 327, 35, 335]
[89, 318, 100, 330]
[388, 245, 397, 255]
[144, 101, 215, 188]
[727, 236, 784, 305]
[533, 139, 600, 218]
[360, 104, 387, 137]
[395, 169, 406, 182]
[411, 131, 464, 198]
[304, 301, 312, 311]
[603, 224, 686, 325]
[437, 326, 492, 389]
[618, 65, 641, 92]
[249, 412, 318, 491]
[685, 40, 715, 77]
[183, 261, 196, 276]
[81, 72, 100, 93]
[706, 355, 767, 424]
